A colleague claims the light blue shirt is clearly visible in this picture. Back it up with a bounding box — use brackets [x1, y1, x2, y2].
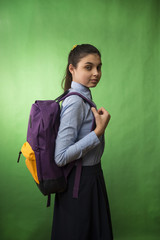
[55, 81, 105, 166]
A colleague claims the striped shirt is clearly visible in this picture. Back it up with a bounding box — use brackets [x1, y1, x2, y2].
[55, 81, 105, 166]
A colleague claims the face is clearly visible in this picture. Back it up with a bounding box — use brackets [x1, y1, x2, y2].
[69, 54, 102, 88]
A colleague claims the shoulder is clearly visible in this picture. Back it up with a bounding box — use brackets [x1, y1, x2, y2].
[60, 94, 86, 119]
[62, 94, 85, 109]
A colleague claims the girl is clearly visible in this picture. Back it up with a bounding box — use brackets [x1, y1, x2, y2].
[51, 44, 113, 240]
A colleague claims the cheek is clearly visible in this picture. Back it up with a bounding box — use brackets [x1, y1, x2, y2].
[82, 72, 90, 79]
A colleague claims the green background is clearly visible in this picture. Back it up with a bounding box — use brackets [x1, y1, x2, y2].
[0, 0, 160, 239]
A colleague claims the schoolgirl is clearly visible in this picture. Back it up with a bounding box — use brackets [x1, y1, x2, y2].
[51, 44, 113, 240]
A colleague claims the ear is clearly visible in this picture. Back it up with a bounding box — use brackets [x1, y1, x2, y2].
[69, 64, 75, 74]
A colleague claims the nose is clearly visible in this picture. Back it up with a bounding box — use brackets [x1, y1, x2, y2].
[93, 68, 99, 76]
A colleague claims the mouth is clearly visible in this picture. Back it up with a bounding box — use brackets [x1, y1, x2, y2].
[90, 79, 99, 83]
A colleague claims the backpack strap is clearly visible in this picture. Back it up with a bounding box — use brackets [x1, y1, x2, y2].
[58, 91, 96, 108]
[55, 90, 69, 102]
[47, 194, 51, 207]
[60, 91, 96, 199]
[72, 159, 82, 198]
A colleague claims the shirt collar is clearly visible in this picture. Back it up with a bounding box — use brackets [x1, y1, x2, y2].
[70, 81, 92, 100]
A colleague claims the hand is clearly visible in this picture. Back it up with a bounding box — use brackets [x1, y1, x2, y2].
[91, 107, 111, 137]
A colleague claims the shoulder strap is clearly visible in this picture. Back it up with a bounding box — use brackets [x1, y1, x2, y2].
[60, 91, 97, 199]
[58, 91, 96, 108]
[54, 90, 69, 102]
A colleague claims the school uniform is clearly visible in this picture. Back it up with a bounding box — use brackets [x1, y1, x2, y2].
[51, 81, 113, 240]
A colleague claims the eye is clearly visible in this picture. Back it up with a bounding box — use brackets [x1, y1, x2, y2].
[85, 65, 92, 70]
[97, 65, 102, 71]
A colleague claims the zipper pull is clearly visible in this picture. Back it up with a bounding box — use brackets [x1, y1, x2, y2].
[17, 151, 22, 163]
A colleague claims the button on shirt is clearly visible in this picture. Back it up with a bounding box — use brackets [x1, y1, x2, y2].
[55, 81, 105, 166]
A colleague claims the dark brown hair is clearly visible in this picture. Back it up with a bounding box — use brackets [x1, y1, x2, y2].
[61, 44, 101, 92]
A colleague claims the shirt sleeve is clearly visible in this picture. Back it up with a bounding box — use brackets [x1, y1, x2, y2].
[54, 95, 100, 166]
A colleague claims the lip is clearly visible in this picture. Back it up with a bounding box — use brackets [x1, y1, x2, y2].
[90, 79, 99, 82]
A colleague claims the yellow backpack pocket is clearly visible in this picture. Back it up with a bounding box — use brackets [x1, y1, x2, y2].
[21, 142, 39, 184]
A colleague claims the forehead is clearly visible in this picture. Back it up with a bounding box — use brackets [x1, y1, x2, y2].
[79, 54, 101, 65]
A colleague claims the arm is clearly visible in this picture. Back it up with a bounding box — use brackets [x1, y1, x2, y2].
[55, 96, 100, 167]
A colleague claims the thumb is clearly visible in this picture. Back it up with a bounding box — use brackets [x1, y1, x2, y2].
[91, 107, 97, 115]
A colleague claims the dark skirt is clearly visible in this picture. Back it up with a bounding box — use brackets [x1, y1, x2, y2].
[51, 162, 113, 240]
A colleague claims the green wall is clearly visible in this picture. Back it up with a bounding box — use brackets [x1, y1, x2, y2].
[0, 0, 160, 239]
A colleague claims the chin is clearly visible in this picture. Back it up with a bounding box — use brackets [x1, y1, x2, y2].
[89, 83, 98, 88]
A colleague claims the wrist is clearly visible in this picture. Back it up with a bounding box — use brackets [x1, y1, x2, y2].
[94, 128, 103, 138]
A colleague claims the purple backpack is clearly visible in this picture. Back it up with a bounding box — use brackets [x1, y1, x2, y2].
[17, 91, 96, 206]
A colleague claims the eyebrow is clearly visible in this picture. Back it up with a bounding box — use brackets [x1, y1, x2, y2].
[85, 62, 102, 66]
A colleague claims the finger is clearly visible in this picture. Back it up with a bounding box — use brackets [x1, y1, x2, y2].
[97, 107, 109, 115]
[98, 110, 103, 115]
[91, 107, 96, 112]
[91, 107, 98, 116]
[97, 107, 106, 114]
